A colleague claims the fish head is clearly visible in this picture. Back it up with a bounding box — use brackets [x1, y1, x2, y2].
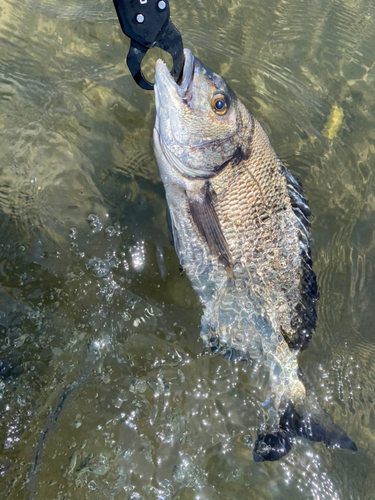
[154, 49, 249, 180]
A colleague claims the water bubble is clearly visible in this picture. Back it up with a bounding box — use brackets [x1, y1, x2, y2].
[69, 227, 78, 239]
[122, 311, 130, 321]
[90, 338, 109, 357]
[87, 214, 103, 232]
[258, 442, 271, 454]
[19, 245, 25, 252]
[106, 253, 120, 268]
[87, 480, 97, 490]
[130, 378, 147, 394]
[105, 226, 115, 236]
[235, 334, 244, 344]
[87, 257, 111, 278]
[241, 434, 252, 446]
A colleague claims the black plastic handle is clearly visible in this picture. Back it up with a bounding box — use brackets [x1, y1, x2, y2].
[112, 0, 184, 90]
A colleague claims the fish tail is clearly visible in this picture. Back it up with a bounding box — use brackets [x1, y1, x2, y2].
[253, 391, 357, 462]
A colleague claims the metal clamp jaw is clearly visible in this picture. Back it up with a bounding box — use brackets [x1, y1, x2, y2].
[112, 0, 184, 90]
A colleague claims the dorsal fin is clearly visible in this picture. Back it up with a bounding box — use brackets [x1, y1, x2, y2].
[282, 164, 318, 351]
[187, 182, 232, 269]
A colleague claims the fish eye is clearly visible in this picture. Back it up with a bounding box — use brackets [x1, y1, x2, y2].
[211, 93, 228, 115]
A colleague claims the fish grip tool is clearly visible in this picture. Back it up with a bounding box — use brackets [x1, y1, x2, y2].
[112, 0, 184, 90]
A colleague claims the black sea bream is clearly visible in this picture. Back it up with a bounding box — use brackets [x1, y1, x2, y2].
[153, 49, 356, 461]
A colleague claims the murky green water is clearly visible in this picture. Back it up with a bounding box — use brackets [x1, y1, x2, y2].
[1, 0, 375, 498]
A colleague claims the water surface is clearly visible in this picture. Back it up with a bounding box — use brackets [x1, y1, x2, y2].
[1, 0, 375, 498]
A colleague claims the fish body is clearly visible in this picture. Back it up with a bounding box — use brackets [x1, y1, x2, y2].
[153, 49, 356, 461]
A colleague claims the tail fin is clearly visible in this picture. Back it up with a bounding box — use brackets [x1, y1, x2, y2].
[253, 398, 357, 462]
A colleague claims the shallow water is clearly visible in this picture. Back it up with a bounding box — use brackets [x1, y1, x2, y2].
[0, 0, 375, 498]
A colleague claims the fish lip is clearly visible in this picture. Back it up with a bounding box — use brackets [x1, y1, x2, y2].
[155, 48, 194, 101]
[178, 49, 195, 96]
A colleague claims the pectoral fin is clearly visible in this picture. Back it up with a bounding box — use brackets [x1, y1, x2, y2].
[187, 182, 232, 268]
[166, 205, 175, 248]
[166, 205, 181, 256]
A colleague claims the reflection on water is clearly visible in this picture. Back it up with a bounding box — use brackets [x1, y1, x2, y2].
[0, 0, 375, 498]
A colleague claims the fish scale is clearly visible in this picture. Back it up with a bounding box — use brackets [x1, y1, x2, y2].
[212, 156, 300, 301]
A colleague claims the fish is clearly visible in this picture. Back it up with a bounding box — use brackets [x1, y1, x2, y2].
[153, 48, 357, 461]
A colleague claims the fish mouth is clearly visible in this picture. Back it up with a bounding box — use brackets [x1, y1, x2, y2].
[154, 48, 195, 111]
